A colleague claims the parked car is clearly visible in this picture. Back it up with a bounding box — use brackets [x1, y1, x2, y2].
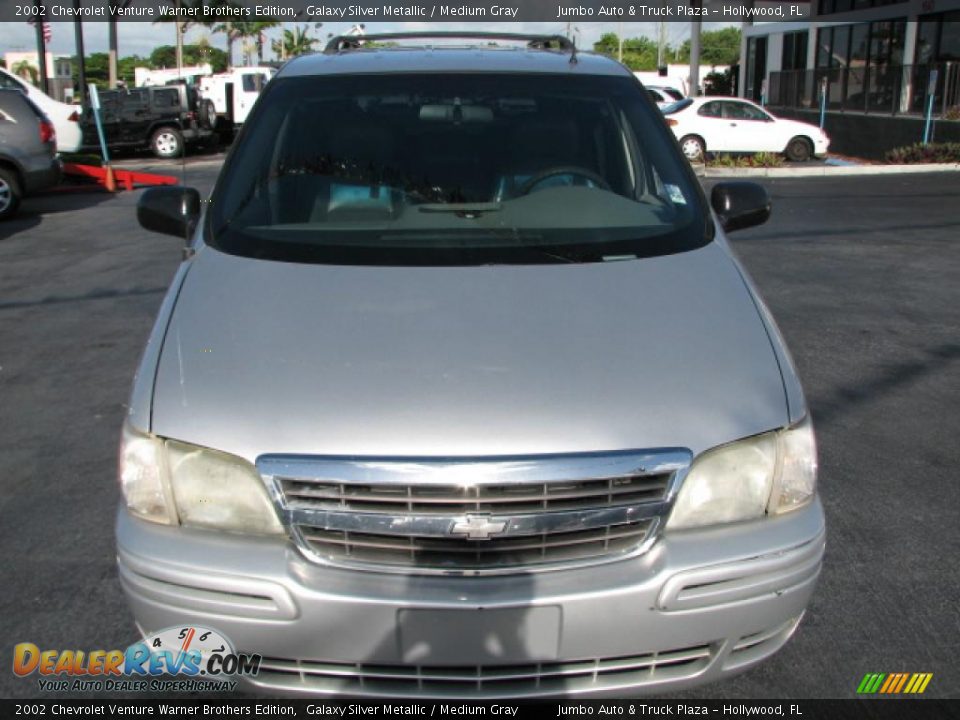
[0, 67, 82, 154]
[646, 85, 685, 106]
[123, 33, 823, 698]
[663, 96, 830, 162]
[0, 89, 62, 219]
[80, 84, 215, 159]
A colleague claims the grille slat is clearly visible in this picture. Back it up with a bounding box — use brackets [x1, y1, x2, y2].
[302, 521, 651, 554]
[297, 520, 653, 569]
[281, 475, 669, 514]
[252, 644, 714, 697]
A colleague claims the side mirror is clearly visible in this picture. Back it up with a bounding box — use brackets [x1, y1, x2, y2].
[711, 181, 771, 233]
[137, 186, 201, 239]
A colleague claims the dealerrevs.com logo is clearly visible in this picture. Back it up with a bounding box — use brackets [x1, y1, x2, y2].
[13, 626, 261, 692]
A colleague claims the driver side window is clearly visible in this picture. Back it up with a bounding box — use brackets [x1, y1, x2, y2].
[723, 102, 770, 121]
[698, 101, 723, 118]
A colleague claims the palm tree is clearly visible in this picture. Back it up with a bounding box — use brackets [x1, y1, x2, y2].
[212, 21, 242, 69]
[156, 0, 238, 70]
[271, 25, 320, 60]
[109, 1, 133, 88]
[232, 21, 280, 65]
[11, 59, 38, 85]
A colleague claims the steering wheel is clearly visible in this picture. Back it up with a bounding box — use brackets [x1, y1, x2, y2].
[516, 166, 612, 196]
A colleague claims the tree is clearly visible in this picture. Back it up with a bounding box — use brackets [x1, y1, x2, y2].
[212, 21, 242, 69]
[156, 0, 237, 69]
[109, 1, 134, 88]
[12, 59, 38, 84]
[77, 52, 109, 88]
[271, 25, 319, 60]
[676, 27, 742, 67]
[149, 44, 228, 73]
[593, 33, 663, 72]
[231, 21, 280, 65]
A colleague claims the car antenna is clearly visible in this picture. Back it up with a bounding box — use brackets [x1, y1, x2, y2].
[569, 38, 578, 65]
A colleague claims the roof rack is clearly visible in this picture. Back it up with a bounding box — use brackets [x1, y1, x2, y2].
[323, 32, 575, 55]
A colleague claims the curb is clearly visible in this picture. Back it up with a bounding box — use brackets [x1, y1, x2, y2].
[699, 163, 960, 178]
[110, 158, 226, 171]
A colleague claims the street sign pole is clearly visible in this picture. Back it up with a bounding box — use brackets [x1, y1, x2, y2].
[923, 69, 938, 145]
[88, 84, 116, 191]
[820, 76, 828, 130]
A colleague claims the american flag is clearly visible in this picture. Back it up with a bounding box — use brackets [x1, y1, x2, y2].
[27, 19, 53, 43]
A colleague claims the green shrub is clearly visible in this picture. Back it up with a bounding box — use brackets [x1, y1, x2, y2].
[885, 142, 960, 164]
[708, 152, 785, 168]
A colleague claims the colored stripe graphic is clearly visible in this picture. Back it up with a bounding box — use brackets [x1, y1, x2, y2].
[879, 674, 897, 693]
[857, 672, 932, 694]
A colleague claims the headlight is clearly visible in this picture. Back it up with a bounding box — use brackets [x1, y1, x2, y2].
[118, 425, 283, 536]
[119, 424, 175, 525]
[667, 417, 817, 530]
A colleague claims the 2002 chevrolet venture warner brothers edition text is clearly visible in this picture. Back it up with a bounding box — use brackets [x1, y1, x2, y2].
[120, 32, 825, 698]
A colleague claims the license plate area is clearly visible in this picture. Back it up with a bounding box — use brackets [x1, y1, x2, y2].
[398, 607, 561, 665]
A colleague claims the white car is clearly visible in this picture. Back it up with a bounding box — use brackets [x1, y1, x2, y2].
[0, 68, 82, 154]
[662, 96, 829, 162]
[646, 85, 685, 109]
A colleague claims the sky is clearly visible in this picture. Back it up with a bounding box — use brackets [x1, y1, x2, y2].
[0, 20, 735, 64]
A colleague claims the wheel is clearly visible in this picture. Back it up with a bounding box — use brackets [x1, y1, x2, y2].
[151, 127, 184, 159]
[679, 135, 706, 162]
[0, 167, 22, 220]
[199, 99, 217, 130]
[785, 137, 812, 162]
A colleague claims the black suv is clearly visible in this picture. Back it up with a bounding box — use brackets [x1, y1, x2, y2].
[81, 84, 216, 159]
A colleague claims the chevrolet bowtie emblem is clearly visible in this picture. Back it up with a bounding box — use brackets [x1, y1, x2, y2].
[450, 515, 508, 540]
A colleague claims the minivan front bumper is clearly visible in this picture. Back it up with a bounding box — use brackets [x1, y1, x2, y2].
[116, 497, 825, 698]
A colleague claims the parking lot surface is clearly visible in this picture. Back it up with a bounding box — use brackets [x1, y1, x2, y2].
[0, 163, 957, 699]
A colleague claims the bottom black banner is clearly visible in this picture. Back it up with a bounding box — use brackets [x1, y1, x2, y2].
[0, 700, 957, 720]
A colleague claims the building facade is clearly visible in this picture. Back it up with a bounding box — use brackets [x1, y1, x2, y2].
[740, 1, 960, 117]
[3, 52, 74, 102]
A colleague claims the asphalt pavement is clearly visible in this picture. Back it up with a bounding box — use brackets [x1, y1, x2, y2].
[0, 161, 957, 699]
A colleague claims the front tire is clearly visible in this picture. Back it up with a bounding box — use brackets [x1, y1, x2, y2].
[0, 168, 22, 220]
[785, 137, 812, 162]
[151, 127, 183, 159]
[679, 135, 706, 162]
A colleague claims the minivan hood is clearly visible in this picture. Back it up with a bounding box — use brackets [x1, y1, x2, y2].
[151, 242, 788, 462]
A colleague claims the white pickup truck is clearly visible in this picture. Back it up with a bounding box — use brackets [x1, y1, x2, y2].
[199, 67, 275, 132]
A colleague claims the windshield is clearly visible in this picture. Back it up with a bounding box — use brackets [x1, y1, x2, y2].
[209, 73, 709, 266]
[661, 98, 694, 115]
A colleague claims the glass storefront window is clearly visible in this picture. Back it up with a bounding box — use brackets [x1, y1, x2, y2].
[833, 25, 851, 67]
[940, 14, 960, 60]
[817, 27, 833, 69]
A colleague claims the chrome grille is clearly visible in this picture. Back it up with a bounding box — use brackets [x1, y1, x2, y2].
[258, 450, 690, 574]
[251, 644, 714, 698]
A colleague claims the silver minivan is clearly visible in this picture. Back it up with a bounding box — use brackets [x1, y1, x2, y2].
[120, 33, 824, 698]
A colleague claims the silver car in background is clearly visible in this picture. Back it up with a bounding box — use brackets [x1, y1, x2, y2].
[120, 33, 824, 698]
[0, 88, 62, 220]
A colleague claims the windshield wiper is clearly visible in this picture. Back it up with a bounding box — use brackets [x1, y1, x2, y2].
[526, 246, 584, 264]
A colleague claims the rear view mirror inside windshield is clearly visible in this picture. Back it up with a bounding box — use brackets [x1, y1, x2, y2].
[419, 104, 494, 124]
